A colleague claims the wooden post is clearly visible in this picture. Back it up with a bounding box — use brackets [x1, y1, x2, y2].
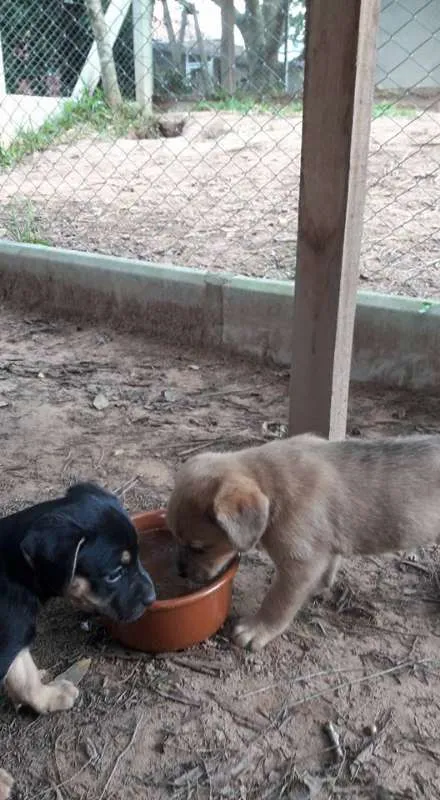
[288, 0, 380, 440]
[221, 0, 236, 94]
[133, 0, 154, 113]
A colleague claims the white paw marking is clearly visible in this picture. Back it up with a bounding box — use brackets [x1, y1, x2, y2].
[233, 618, 277, 651]
[45, 679, 79, 713]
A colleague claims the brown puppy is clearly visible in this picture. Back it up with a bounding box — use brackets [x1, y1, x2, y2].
[167, 433, 440, 651]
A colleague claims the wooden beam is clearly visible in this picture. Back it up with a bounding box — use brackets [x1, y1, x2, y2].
[133, 0, 154, 113]
[288, 0, 380, 440]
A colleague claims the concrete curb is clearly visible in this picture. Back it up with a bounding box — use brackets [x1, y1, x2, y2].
[0, 240, 439, 389]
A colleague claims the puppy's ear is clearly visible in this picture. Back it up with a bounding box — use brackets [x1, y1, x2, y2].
[21, 513, 84, 598]
[213, 477, 269, 552]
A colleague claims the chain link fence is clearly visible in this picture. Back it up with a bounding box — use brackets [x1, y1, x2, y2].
[0, 0, 440, 298]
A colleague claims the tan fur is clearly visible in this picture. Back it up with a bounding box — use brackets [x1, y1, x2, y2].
[0, 770, 14, 800]
[65, 576, 106, 612]
[4, 648, 79, 714]
[167, 433, 440, 651]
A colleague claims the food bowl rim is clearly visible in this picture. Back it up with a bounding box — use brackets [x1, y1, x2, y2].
[132, 508, 239, 612]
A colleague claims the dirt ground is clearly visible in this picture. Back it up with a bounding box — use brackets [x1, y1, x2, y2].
[1, 305, 440, 799]
[1, 106, 440, 299]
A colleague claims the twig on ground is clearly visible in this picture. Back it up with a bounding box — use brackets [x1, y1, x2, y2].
[223, 397, 262, 414]
[152, 686, 201, 707]
[97, 714, 144, 800]
[323, 721, 344, 762]
[240, 682, 279, 699]
[61, 450, 73, 477]
[209, 692, 265, 731]
[34, 757, 93, 799]
[349, 711, 392, 779]
[399, 559, 431, 574]
[172, 764, 204, 788]
[99, 648, 154, 663]
[113, 475, 140, 497]
[192, 385, 267, 399]
[277, 658, 439, 727]
[177, 434, 266, 458]
[160, 654, 224, 677]
[177, 439, 231, 457]
[242, 664, 371, 701]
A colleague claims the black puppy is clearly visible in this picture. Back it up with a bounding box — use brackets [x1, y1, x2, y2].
[0, 482, 155, 800]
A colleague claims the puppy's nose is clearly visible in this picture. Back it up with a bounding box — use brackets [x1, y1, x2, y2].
[141, 581, 156, 606]
[137, 560, 156, 605]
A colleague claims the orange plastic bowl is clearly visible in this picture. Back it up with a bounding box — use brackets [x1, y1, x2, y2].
[104, 509, 239, 653]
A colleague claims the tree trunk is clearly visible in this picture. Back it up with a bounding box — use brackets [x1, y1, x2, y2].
[262, 0, 286, 82]
[220, 0, 236, 93]
[162, 0, 181, 67]
[243, 1, 266, 92]
[212, 0, 287, 93]
[84, 0, 122, 108]
[190, 4, 214, 96]
[178, 8, 188, 46]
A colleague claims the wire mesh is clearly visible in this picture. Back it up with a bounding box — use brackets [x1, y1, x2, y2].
[0, 0, 440, 298]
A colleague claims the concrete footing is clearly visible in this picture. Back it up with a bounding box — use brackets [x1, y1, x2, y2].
[0, 241, 439, 390]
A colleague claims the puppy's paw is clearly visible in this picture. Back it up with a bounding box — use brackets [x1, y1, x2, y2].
[233, 618, 278, 651]
[44, 679, 79, 712]
[0, 769, 14, 800]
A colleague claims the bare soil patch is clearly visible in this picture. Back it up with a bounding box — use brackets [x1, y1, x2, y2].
[1, 306, 440, 798]
[1, 108, 440, 298]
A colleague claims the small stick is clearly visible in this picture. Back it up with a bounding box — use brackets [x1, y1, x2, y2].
[152, 687, 200, 707]
[164, 654, 223, 677]
[210, 693, 265, 732]
[61, 450, 73, 477]
[278, 657, 438, 724]
[99, 649, 153, 662]
[177, 435, 266, 458]
[323, 721, 344, 761]
[240, 683, 279, 699]
[242, 664, 370, 699]
[113, 474, 140, 496]
[400, 559, 431, 574]
[33, 759, 93, 799]
[177, 437, 237, 457]
[97, 714, 144, 800]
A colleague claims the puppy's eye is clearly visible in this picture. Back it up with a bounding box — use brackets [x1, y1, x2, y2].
[105, 566, 124, 584]
[188, 543, 205, 554]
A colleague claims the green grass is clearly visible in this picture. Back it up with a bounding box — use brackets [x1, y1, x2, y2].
[373, 102, 416, 119]
[0, 91, 159, 170]
[194, 96, 417, 119]
[3, 200, 51, 245]
[0, 90, 417, 171]
[193, 96, 303, 115]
